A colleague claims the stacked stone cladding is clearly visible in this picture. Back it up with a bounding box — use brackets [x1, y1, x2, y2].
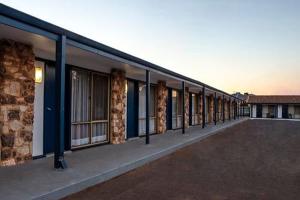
[110, 69, 126, 144]
[218, 98, 222, 121]
[0, 39, 35, 166]
[197, 94, 203, 125]
[156, 81, 167, 134]
[184, 87, 189, 128]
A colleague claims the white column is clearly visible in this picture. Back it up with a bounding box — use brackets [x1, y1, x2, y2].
[262, 105, 268, 118]
[277, 105, 282, 118]
[252, 105, 257, 118]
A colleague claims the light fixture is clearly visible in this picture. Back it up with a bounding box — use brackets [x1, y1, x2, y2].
[125, 81, 128, 93]
[35, 66, 43, 83]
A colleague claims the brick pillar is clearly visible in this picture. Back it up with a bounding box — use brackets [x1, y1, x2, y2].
[184, 87, 189, 128]
[224, 100, 228, 120]
[209, 95, 214, 123]
[198, 94, 203, 125]
[156, 81, 167, 134]
[0, 39, 35, 166]
[110, 69, 126, 144]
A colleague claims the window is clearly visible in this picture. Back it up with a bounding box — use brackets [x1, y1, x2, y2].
[191, 94, 200, 125]
[172, 90, 182, 129]
[295, 105, 300, 119]
[295, 106, 300, 114]
[138, 83, 157, 135]
[267, 105, 276, 118]
[71, 69, 109, 148]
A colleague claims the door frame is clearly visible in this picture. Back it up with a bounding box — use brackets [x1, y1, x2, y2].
[126, 79, 139, 139]
[69, 66, 111, 150]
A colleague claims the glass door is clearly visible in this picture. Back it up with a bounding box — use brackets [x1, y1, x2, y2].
[172, 90, 182, 129]
[138, 83, 157, 135]
[191, 94, 200, 125]
[91, 73, 109, 143]
[71, 69, 109, 148]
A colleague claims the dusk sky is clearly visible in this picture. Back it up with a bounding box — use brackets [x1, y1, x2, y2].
[2, 0, 300, 95]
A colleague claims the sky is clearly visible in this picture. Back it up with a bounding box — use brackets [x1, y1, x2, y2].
[2, 0, 300, 95]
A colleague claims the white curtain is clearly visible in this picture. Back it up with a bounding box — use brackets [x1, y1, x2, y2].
[172, 90, 182, 129]
[71, 70, 90, 146]
[71, 70, 108, 147]
[138, 84, 156, 135]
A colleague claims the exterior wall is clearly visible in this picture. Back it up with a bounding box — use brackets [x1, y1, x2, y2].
[250, 104, 300, 119]
[224, 100, 229, 120]
[110, 69, 126, 144]
[184, 87, 189, 128]
[277, 105, 282, 118]
[156, 81, 167, 134]
[0, 39, 35, 166]
[32, 61, 44, 157]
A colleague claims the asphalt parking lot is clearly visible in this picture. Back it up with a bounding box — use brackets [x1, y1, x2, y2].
[63, 119, 300, 200]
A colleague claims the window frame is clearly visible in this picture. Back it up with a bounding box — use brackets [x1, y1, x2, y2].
[70, 67, 110, 149]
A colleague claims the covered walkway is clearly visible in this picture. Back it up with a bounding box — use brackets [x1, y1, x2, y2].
[0, 118, 246, 200]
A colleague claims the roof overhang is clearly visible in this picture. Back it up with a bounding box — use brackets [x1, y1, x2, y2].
[0, 3, 242, 100]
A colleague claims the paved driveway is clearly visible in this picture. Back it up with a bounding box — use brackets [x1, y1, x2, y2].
[63, 120, 300, 200]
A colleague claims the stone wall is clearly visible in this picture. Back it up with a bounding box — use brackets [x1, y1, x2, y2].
[198, 93, 203, 124]
[218, 98, 222, 121]
[0, 39, 35, 166]
[224, 100, 228, 120]
[110, 69, 126, 144]
[156, 81, 167, 134]
[184, 87, 189, 128]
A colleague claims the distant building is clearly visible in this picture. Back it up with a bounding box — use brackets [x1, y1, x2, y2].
[247, 95, 300, 119]
[232, 92, 251, 116]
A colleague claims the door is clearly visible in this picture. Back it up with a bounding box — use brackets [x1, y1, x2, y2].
[166, 88, 172, 130]
[70, 69, 109, 148]
[282, 104, 288, 118]
[189, 93, 193, 126]
[43, 62, 56, 154]
[257, 104, 262, 118]
[126, 80, 138, 139]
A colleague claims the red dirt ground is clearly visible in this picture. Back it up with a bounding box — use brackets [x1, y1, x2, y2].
[63, 120, 300, 200]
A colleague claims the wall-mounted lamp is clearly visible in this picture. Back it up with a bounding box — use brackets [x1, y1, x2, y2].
[125, 81, 128, 93]
[35, 66, 43, 83]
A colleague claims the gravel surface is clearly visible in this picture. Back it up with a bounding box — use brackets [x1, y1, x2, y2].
[63, 120, 300, 200]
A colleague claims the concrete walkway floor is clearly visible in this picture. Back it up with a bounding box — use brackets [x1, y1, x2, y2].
[0, 118, 247, 200]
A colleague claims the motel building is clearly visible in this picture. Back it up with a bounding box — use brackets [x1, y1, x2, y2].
[0, 4, 245, 169]
[248, 95, 300, 119]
